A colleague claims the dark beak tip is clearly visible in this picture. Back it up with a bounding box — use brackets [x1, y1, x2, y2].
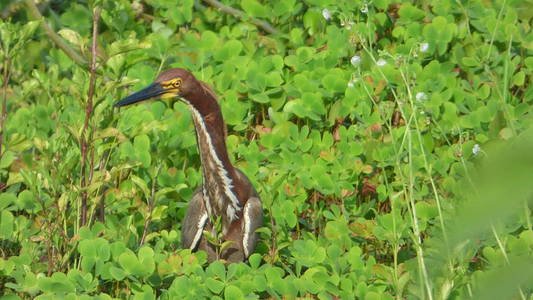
[113, 100, 128, 108]
[113, 83, 162, 109]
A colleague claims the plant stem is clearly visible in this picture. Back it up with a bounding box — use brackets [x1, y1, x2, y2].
[0, 57, 10, 161]
[79, 7, 101, 227]
[139, 164, 162, 246]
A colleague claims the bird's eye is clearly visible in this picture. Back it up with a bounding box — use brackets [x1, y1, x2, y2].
[172, 78, 182, 88]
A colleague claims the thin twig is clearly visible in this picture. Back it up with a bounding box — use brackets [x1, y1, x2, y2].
[202, 0, 278, 34]
[24, 0, 88, 68]
[139, 164, 163, 246]
[79, 7, 101, 227]
[0, 56, 10, 161]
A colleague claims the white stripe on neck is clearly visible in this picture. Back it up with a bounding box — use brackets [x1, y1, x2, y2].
[184, 100, 241, 221]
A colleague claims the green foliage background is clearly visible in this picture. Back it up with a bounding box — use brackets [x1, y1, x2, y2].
[0, 0, 532, 299]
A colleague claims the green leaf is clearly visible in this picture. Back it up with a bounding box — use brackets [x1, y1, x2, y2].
[80, 256, 96, 273]
[324, 220, 350, 241]
[59, 4, 92, 35]
[0, 193, 16, 210]
[250, 93, 270, 104]
[512, 71, 525, 86]
[206, 278, 225, 294]
[478, 84, 491, 99]
[415, 201, 438, 219]
[207, 261, 226, 280]
[214, 40, 243, 61]
[109, 266, 127, 281]
[111, 241, 128, 260]
[303, 9, 323, 34]
[131, 175, 151, 200]
[248, 253, 261, 269]
[79, 239, 97, 258]
[322, 73, 346, 93]
[224, 285, 244, 300]
[137, 247, 155, 276]
[398, 3, 425, 21]
[240, 0, 268, 18]
[38, 272, 76, 293]
[0, 151, 16, 168]
[282, 200, 297, 228]
[0, 210, 14, 239]
[118, 251, 141, 275]
[58, 29, 84, 48]
[462, 57, 479, 67]
[291, 240, 326, 267]
[108, 39, 151, 57]
[423, 16, 456, 55]
[20, 20, 40, 42]
[200, 31, 219, 49]
[133, 134, 151, 167]
[138, 246, 154, 262]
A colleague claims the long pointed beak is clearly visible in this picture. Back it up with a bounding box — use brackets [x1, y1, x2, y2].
[114, 82, 166, 107]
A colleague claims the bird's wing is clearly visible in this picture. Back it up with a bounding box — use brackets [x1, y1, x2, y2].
[242, 196, 263, 258]
[181, 189, 208, 250]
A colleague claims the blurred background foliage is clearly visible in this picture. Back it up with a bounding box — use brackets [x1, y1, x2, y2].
[0, 0, 532, 299]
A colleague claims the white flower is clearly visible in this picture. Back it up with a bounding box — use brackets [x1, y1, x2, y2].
[376, 59, 387, 67]
[416, 92, 427, 101]
[420, 42, 429, 53]
[322, 9, 331, 20]
[350, 55, 361, 66]
[472, 144, 481, 156]
[347, 81, 354, 88]
[360, 4, 368, 14]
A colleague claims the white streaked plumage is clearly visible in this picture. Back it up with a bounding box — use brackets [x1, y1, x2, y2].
[187, 103, 241, 221]
[242, 201, 252, 257]
[202, 187, 212, 216]
[190, 212, 208, 250]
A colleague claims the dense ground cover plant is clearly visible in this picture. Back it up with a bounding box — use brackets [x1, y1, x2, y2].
[0, 0, 532, 299]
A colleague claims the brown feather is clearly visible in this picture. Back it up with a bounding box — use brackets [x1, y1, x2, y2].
[199, 80, 218, 101]
[198, 80, 228, 139]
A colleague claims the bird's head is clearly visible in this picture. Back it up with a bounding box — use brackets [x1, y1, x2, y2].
[114, 68, 199, 107]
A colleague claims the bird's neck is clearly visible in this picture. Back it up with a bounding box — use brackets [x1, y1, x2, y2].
[185, 90, 243, 224]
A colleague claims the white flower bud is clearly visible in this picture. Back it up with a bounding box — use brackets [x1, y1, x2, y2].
[322, 9, 331, 20]
[420, 42, 429, 53]
[350, 56, 361, 66]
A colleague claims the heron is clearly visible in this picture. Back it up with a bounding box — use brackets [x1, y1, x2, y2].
[114, 68, 263, 263]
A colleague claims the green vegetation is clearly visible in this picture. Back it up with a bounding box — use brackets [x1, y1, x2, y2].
[1, 0, 532, 299]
